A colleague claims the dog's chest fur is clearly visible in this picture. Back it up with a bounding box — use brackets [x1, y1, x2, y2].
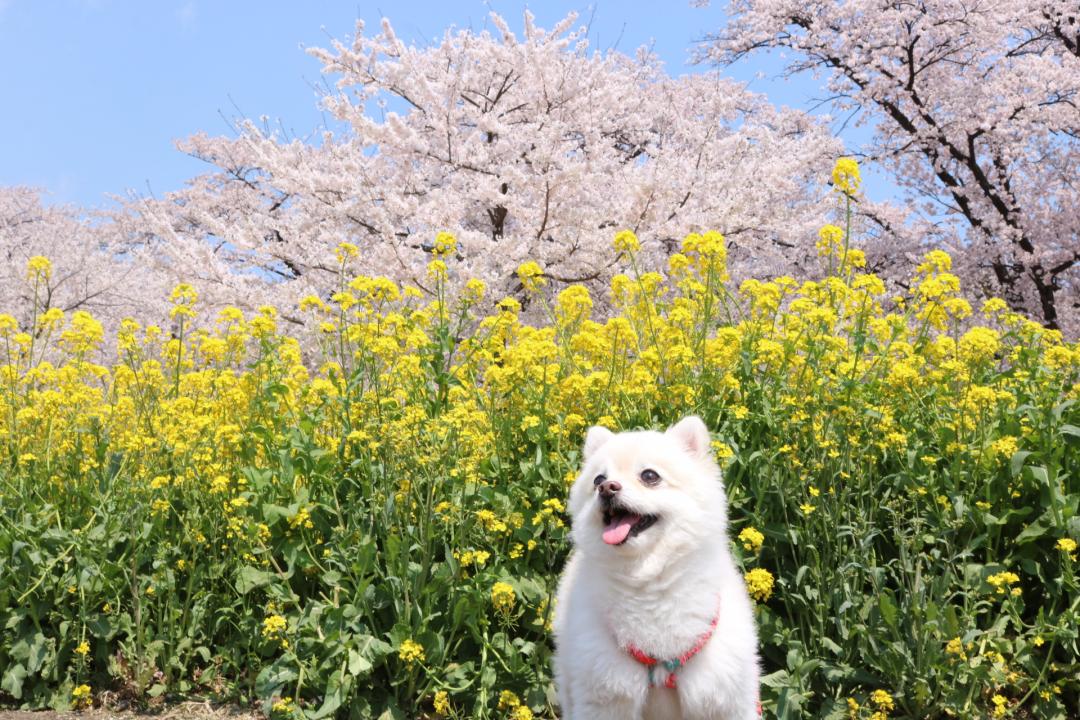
[643, 686, 683, 720]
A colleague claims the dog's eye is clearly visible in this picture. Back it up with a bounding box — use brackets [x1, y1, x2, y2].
[640, 469, 661, 486]
[593, 473, 606, 486]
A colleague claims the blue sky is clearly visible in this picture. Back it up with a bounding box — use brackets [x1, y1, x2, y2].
[0, 1, 880, 209]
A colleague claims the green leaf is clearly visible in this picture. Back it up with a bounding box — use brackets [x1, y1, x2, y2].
[1, 663, 27, 699]
[1026, 465, 1050, 486]
[760, 669, 791, 688]
[353, 634, 393, 664]
[26, 632, 48, 673]
[479, 663, 497, 690]
[1058, 424, 1080, 443]
[1016, 520, 1048, 545]
[376, 702, 405, 720]
[261, 503, 294, 524]
[236, 566, 275, 594]
[347, 648, 372, 677]
[820, 637, 843, 656]
[1010, 451, 1034, 478]
[878, 593, 898, 630]
[307, 678, 348, 720]
[255, 662, 297, 697]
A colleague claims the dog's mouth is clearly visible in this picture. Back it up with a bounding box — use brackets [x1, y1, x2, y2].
[601, 506, 659, 546]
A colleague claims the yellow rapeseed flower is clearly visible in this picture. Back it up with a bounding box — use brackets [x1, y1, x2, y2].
[516, 261, 546, 292]
[27, 255, 54, 281]
[987, 571, 1020, 594]
[988, 436, 1019, 462]
[555, 285, 592, 324]
[398, 638, 425, 665]
[433, 231, 457, 257]
[464, 277, 486, 301]
[433, 690, 451, 716]
[498, 690, 521, 710]
[427, 260, 448, 283]
[169, 283, 198, 306]
[335, 242, 359, 263]
[71, 684, 92, 708]
[945, 637, 967, 660]
[491, 581, 516, 614]
[455, 549, 491, 568]
[738, 526, 764, 552]
[832, 157, 861, 195]
[870, 689, 894, 711]
[262, 614, 287, 639]
[613, 229, 641, 254]
[744, 568, 774, 602]
[288, 506, 314, 530]
[817, 225, 844, 258]
[37, 307, 64, 329]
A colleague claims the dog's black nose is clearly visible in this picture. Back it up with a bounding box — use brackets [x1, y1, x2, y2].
[598, 479, 621, 498]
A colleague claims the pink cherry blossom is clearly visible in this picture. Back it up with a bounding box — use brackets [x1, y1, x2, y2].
[700, 0, 1080, 333]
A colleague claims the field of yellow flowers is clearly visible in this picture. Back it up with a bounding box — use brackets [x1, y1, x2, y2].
[1, 171, 1078, 719]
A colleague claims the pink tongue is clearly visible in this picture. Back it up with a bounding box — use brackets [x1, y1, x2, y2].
[602, 514, 639, 545]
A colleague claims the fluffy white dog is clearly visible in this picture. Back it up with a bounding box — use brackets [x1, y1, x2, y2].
[553, 416, 760, 720]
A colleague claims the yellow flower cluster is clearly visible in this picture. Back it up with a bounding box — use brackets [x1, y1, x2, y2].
[987, 571, 1021, 595]
[613, 229, 641, 254]
[945, 637, 968, 660]
[744, 568, 775, 602]
[516, 261, 546, 292]
[832, 157, 861, 196]
[868, 689, 894, 719]
[398, 638, 425, 665]
[738, 526, 764, 552]
[455, 549, 491, 569]
[289, 505, 314, 530]
[433, 690, 451, 715]
[271, 696, 295, 715]
[71, 684, 92, 709]
[262, 614, 289, 648]
[27, 255, 53, 281]
[491, 581, 516, 614]
[497, 690, 533, 719]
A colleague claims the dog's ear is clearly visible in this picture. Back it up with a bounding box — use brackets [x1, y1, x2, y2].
[584, 425, 614, 460]
[667, 416, 710, 458]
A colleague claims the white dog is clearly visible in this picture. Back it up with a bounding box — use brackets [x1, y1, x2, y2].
[553, 416, 760, 720]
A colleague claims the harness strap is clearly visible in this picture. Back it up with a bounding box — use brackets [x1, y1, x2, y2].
[624, 608, 720, 689]
[618, 599, 763, 715]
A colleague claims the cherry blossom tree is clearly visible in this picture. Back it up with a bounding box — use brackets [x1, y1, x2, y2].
[700, 0, 1080, 333]
[136, 11, 846, 305]
[0, 188, 169, 330]
[0, 188, 306, 338]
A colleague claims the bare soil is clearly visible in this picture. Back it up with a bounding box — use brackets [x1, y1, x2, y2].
[0, 703, 260, 720]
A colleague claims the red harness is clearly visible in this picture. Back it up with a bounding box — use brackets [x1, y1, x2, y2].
[622, 603, 763, 716]
[623, 607, 720, 690]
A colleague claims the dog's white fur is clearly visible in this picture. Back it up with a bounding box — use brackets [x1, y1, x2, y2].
[553, 416, 760, 720]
